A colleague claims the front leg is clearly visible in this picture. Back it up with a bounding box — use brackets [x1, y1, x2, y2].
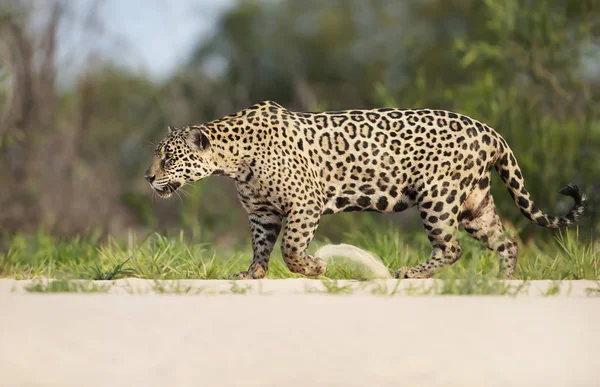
[233, 210, 282, 280]
[280, 209, 326, 277]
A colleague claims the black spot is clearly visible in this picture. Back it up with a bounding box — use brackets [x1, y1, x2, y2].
[520, 208, 533, 220]
[517, 196, 529, 208]
[393, 202, 408, 212]
[509, 178, 520, 189]
[481, 134, 491, 145]
[536, 217, 549, 227]
[464, 227, 477, 235]
[458, 209, 472, 221]
[322, 209, 334, 215]
[244, 170, 254, 183]
[408, 190, 418, 201]
[336, 197, 350, 208]
[508, 189, 516, 200]
[366, 112, 381, 123]
[478, 177, 489, 189]
[433, 202, 444, 212]
[359, 184, 376, 195]
[376, 196, 388, 211]
[262, 223, 280, 231]
[357, 196, 371, 207]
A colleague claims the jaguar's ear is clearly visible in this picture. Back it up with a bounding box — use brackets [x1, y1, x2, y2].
[186, 127, 210, 152]
[167, 125, 175, 133]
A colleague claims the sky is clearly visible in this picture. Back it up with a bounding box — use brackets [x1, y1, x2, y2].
[54, 0, 238, 84]
[38, 0, 599, 86]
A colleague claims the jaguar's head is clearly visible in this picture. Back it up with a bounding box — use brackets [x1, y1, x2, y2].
[145, 125, 217, 198]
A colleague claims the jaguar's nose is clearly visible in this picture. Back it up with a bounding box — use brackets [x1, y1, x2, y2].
[144, 170, 155, 183]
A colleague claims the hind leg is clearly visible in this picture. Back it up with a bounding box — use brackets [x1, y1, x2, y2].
[460, 178, 519, 279]
[280, 208, 326, 277]
[395, 197, 462, 279]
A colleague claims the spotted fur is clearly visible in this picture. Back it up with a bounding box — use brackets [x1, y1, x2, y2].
[145, 101, 586, 279]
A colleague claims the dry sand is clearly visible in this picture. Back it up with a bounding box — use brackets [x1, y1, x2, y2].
[1, 278, 599, 296]
[1, 279, 599, 387]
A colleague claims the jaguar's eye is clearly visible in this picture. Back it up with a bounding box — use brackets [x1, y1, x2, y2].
[164, 158, 173, 168]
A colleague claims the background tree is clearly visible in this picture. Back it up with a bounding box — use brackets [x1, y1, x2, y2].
[0, 0, 598, 245]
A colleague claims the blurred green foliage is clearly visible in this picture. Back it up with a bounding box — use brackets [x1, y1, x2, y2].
[0, 0, 598, 245]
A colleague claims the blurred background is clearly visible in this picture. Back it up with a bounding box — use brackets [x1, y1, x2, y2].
[1, 0, 598, 248]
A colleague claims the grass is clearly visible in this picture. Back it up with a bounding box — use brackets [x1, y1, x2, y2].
[432, 276, 528, 296]
[24, 279, 109, 293]
[151, 280, 204, 295]
[89, 257, 136, 280]
[544, 281, 562, 296]
[318, 279, 355, 294]
[585, 282, 600, 296]
[0, 226, 598, 287]
[13, 277, 580, 296]
[311, 277, 531, 296]
[229, 281, 253, 295]
[339, 225, 599, 281]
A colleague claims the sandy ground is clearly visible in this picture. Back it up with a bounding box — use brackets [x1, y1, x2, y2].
[1, 279, 599, 387]
[1, 278, 599, 296]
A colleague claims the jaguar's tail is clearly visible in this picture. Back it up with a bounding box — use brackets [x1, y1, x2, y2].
[494, 141, 586, 228]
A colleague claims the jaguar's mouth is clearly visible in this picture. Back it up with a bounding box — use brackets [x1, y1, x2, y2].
[154, 182, 182, 198]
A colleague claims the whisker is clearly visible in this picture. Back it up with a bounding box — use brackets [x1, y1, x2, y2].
[178, 187, 191, 197]
[174, 189, 184, 203]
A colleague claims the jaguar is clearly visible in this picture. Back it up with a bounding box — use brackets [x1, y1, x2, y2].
[145, 101, 585, 279]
